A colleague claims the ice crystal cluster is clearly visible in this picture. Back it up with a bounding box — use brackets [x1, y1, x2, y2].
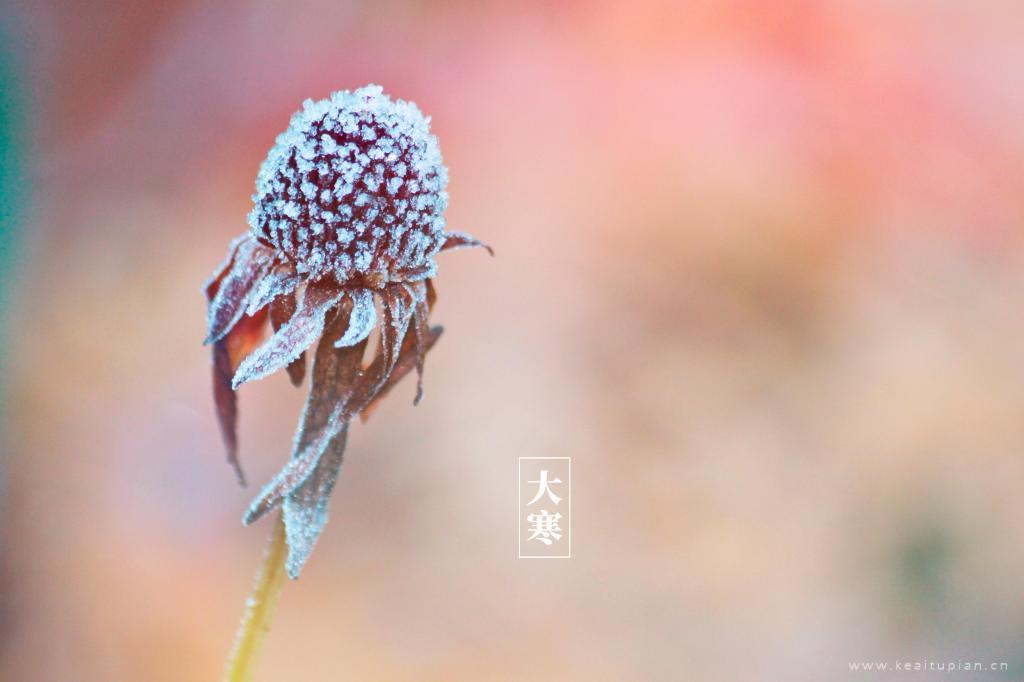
[204, 85, 489, 578]
[248, 84, 449, 283]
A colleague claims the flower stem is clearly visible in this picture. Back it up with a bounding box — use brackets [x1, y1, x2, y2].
[222, 513, 288, 682]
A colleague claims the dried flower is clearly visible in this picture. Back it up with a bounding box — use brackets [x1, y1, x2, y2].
[203, 85, 490, 578]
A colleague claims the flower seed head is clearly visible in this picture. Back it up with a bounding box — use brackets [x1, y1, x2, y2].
[248, 85, 449, 284]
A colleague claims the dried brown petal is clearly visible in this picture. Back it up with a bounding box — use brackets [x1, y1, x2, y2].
[281, 427, 348, 578]
[426, 278, 437, 309]
[246, 261, 301, 316]
[333, 288, 376, 348]
[378, 284, 416, 384]
[360, 325, 443, 422]
[408, 282, 430, 404]
[232, 280, 346, 389]
[203, 234, 247, 303]
[241, 434, 325, 523]
[204, 237, 274, 344]
[269, 291, 306, 387]
[441, 231, 494, 256]
[212, 307, 268, 485]
[244, 301, 367, 526]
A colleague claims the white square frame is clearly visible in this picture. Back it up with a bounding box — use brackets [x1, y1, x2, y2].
[518, 456, 571, 559]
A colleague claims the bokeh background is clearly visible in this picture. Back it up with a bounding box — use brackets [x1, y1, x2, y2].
[3, 1, 1024, 680]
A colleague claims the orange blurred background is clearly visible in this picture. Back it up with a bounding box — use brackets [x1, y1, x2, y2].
[3, 1, 1024, 680]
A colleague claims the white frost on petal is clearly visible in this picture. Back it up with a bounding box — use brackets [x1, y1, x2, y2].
[282, 433, 345, 578]
[246, 266, 301, 316]
[205, 238, 273, 344]
[202, 233, 249, 302]
[232, 283, 345, 389]
[334, 288, 376, 347]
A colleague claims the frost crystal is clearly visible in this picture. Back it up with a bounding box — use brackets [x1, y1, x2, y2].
[248, 85, 449, 283]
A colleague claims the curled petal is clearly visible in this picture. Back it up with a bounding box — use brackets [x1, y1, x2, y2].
[334, 288, 376, 348]
[203, 233, 248, 303]
[361, 325, 443, 422]
[270, 292, 306, 387]
[232, 280, 346, 389]
[426, 278, 437, 309]
[282, 428, 346, 578]
[408, 282, 430, 404]
[239, 293, 444, 568]
[211, 343, 239, 482]
[297, 304, 367, 435]
[246, 262, 300, 316]
[382, 285, 415, 370]
[313, 285, 414, 429]
[441, 231, 494, 256]
[242, 436, 325, 524]
[211, 307, 268, 485]
[205, 237, 274, 345]
[244, 302, 367, 527]
[369, 284, 416, 396]
[255, 306, 368, 576]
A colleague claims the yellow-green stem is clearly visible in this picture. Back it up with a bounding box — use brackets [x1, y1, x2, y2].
[222, 513, 288, 682]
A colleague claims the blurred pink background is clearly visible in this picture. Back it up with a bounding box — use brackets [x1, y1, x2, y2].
[4, 1, 1024, 680]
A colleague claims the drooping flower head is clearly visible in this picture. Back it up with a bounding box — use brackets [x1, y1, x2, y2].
[203, 85, 490, 578]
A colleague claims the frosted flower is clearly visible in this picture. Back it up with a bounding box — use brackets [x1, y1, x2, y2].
[203, 85, 490, 578]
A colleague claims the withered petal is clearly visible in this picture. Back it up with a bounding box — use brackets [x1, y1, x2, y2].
[246, 262, 300, 316]
[334, 288, 376, 348]
[244, 301, 366, 527]
[342, 285, 416, 417]
[441, 231, 494, 256]
[211, 341, 240, 482]
[203, 233, 248, 303]
[232, 280, 345, 389]
[211, 307, 268, 485]
[205, 237, 274, 345]
[379, 284, 416, 379]
[296, 300, 367, 442]
[242, 435, 326, 524]
[426, 278, 437, 309]
[270, 292, 306, 387]
[408, 282, 430, 405]
[360, 325, 443, 422]
[282, 427, 346, 578]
